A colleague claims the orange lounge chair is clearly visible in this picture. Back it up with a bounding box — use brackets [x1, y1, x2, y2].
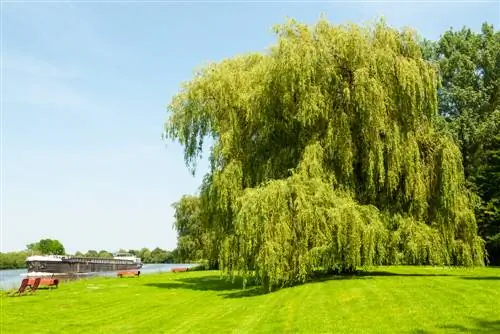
[45, 278, 59, 288]
[28, 278, 42, 294]
[28, 277, 59, 289]
[117, 270, 140, 278]
[10, 278, 30, 296]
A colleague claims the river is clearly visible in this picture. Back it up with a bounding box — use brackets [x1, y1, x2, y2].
[0, 263, 195, 290]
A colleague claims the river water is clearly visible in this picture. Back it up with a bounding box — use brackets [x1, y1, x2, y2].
[0, 263, 195, 290]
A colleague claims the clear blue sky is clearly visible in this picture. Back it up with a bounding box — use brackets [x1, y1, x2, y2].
[2, 1, 498, 254]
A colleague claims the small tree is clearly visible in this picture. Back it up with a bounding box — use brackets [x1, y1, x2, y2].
[172, 195, 218, 268]
[27, 239, 65, 255]
[98, 250, 113, 258]
[138, 248, 152, 263]
[150, 247, 168, 263]
[85, 250, 99, 257]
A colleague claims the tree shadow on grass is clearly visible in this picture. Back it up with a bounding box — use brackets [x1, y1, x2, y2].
[143, 270, 456, 299]
[356, 271, 453, 277]
[438, 317, 500, 333]
[144, 275, 275, 298]
[221, 287, 268, 299]
[307, 270, 452, 284]
[145, 270, 460, 298]
[460, 276, 500, 280]
[144, 276, 242, 292]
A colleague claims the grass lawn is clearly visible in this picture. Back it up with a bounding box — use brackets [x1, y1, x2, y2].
[1, 266, 499, 334]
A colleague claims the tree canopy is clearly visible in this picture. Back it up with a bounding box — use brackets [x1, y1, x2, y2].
[172, 195, 218, 267]
[27, 239, 65, 255]
[164, 18, 485, 290]
[424, 23, 499, 264]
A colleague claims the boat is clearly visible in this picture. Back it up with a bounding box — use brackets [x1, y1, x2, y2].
[25, 253, 142, 275]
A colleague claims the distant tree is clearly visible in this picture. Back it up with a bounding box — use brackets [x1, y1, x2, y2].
[85, 250, 99, 257]
[27, 239, 65, 255]
[138, 248, 152, 263]
[98, 250, 113, 258]
[475, 133, 500, 264]
[74, 251, 84, 257]
[26, 243, 40, 254]
[423, 22, 500, 264]
[150, 247, 168, 263]
[172, 195, 217, 267]
[128, 249, 139, 256]
[165, 249, 177, 263]
[0, 251, 29, 269]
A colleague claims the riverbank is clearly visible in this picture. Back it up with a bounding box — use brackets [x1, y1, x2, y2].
[0, 263, 195, 290]
[2, 266, 500, 333]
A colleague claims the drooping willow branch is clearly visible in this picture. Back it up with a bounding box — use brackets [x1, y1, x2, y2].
[165, 18, 485, 290]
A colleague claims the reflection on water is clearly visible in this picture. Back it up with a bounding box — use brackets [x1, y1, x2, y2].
[0, 263, 196, 290]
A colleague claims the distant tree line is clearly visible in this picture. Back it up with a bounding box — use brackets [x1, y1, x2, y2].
[0, 251, 30, 270]
[73, 247, 179, 264]
[0, 238, 180, 270]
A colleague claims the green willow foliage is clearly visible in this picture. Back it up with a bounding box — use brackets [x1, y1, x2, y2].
[172, 195, 216, 265]
[164, 19, 485, 290]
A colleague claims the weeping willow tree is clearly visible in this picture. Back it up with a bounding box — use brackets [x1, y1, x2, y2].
[164, 18, 485, 290]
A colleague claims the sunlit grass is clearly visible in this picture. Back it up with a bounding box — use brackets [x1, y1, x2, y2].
[1, 266, 499, 333]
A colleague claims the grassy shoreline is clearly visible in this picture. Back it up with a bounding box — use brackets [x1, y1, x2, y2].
[2, 266, 499, 333]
